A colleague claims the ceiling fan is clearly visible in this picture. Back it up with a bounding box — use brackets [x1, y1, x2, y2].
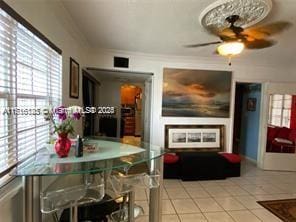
[185, 15, 291, 65]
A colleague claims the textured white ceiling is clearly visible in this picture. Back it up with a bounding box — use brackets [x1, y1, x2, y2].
[62, 0, 296, 65]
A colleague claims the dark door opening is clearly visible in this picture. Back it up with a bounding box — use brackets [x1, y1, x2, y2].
[83, 70, 96, 136]
[233, 84, 244, 154]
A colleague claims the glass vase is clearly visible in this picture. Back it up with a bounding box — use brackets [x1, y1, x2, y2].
[54, 133, 71, 158]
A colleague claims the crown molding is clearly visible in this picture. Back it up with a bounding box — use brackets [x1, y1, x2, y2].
[90, 47, 294, 70]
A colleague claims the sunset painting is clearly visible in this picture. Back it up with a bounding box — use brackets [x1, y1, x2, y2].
[162, 68, 232, 117]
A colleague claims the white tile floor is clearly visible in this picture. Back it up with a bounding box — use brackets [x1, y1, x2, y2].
[136, 160, 296, 222]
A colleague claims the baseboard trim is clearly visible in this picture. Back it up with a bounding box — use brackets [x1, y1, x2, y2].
[241, 155, 257, 165]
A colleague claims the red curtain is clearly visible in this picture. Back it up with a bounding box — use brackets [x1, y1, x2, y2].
[290, 96, 296, 129]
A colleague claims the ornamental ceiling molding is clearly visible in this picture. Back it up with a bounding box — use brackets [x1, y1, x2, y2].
[199, 0, 273, 30]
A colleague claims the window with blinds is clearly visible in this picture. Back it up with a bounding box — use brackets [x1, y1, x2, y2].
[268, 94, 292, 128]
[0, 8, 62, 177]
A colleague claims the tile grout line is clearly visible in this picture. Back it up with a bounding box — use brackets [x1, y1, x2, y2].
[174, 182, 210, 222]
[180, 181, 205, 214]
[163, 185, 179, 217]
[226, 209, 264, 222]
[166, 184, 182, 222]
[165, 181, 205, 221]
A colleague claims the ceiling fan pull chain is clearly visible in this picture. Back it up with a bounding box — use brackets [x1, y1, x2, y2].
[228, 56, 232, 66]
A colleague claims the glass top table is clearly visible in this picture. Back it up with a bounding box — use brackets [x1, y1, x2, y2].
[11, 137, 165, 176]
[13, 137, 165, 222]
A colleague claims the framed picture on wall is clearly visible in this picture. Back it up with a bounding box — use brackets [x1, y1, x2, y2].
[69, 57, 79, 98]
[247, 98, 257, 111]
[162, 68, 232, 117]
[164, 125, 225, 152]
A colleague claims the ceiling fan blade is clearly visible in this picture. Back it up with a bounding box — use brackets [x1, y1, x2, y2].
[244, 39, 276, 49]
[205, 25, 241, 41]
[205, 25, 222, 36]
[184, 41, 222, 48]
[221, 26, 244, 36]
[219, 27, 236, 37]
[206, 24, 237, 37]
[243, 21, 292, 39]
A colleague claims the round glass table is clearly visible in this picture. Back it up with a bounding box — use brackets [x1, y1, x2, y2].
[11, 137, 165, 222]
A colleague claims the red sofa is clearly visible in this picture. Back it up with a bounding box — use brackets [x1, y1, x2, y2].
[267, 126, 296, 153]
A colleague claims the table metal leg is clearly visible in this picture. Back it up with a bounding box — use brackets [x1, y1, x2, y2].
[149, 187, 161, 222]
[23, 176, 33, 222]
[128, 190, 135, 222]
[23, 176, 41, 222]
[33, 176, 41, 222]
[70, 205, 78, 222]
[149, 157, 163, 222]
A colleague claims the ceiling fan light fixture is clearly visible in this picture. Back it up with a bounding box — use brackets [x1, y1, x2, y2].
[217, 41, 245, 57]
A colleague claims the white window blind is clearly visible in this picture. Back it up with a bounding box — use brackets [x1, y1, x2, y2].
[0, 9, 62, 176]
[269, 94, 292, 128]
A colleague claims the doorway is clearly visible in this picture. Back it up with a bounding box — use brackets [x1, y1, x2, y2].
[233, 83, 262, 163]
[84, 68, 153, 144]
[262, 82, 296, 171]
[121, 84, 142, 146]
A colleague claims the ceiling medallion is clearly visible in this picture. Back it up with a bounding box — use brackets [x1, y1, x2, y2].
[199, 0, 273, 30]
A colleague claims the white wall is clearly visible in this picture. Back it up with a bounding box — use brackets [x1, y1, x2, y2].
[85, 50, 296, 152]
[0, 0, 90, 221]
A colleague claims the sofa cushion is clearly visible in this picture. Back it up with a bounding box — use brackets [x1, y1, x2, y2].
[277, 127, 291, 139]
[289, 129, 296, 142]
[267, 127, 279, 141]
[220, 153, 241, 163]
[164, 153, 179, 164]
[274, 138, 293, 145]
